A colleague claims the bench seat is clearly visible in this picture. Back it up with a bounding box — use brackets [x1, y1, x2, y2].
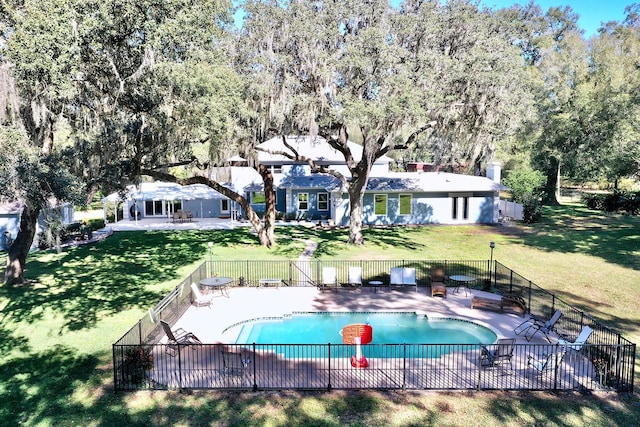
[471, 295, 526, 316]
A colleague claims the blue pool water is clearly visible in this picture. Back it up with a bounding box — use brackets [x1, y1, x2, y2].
[231, 312, 496, 358]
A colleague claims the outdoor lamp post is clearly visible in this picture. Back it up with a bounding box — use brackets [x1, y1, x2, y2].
[208, 241, 214, 276]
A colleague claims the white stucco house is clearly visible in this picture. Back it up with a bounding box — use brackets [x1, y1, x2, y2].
[101, 182, 240, 223]
[0, 200, 75, 251]
[240, 135, 505, 225]
[102, 135, 506, 226]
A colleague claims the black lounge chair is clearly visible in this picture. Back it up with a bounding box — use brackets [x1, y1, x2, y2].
[480, 338, 515, 371]
[221, 351, 251, 385]
[160, 320, 202, 356]
[514, 309, 562, 342]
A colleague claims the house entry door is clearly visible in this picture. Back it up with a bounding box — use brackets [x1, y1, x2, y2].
[450, 193, 471, 223]
[145, 200, 164, 217]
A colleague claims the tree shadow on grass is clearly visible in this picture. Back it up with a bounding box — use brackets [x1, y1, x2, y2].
[1, 230, 226, 332]
[550, 287, 640, 338]
[278, 225, 429, 258]
[0, 228, 304, 333]
[516, 205, 640, 271]
[0, 345, 99, 427]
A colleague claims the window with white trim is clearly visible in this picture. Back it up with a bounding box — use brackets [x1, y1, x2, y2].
[298, 193, 309, 210]
[220, 199, 229, 213]
[318, 193, 329, 211]
[374, 194, 387, 215]
[399, 194, 412, 215]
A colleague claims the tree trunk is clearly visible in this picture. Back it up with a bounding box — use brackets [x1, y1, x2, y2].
[347, 179, 367, 245]
[4, 203, 40, 285]
[543, 157, 560, 205]
[140, 171, 276, 247]
[258, 165, 276, 248]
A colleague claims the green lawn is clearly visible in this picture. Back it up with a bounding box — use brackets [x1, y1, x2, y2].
[1, 205, 639, 426]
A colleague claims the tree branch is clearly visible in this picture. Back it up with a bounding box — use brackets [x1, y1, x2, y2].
[378, 121, 437, 157]
[256, 135, 349, 188]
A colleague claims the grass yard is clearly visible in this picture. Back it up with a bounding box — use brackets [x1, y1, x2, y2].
[0, 204, 639, 426]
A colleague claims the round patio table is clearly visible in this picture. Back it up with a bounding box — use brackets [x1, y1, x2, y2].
[369, 280, 383, 293]
[199, 276, 233, 298]
[449, 275, 477, 297]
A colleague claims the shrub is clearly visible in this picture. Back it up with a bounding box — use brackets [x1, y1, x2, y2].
[620, 192, 640, 215]
[581, 193, 605, 210]
[503, 168, 546, 204]
[522, 195, 542, 223]
[123, 346, 154, 385]
[581, 191, 640, 215]
[85, 218, 105, 230]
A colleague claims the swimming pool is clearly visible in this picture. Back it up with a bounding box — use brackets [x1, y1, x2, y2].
[229, 312, 497, 358]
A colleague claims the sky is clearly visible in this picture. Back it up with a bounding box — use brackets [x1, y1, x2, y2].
[478, 0, 631, 37]
[234, 1, 632, 38]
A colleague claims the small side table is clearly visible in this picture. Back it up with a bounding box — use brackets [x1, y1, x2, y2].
[449, 275, 476, 297]
[370, 280, 383, 293]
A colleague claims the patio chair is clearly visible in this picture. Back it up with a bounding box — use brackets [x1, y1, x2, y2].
[160, 320, 202, 357]
[390, 267, 417, 291]
[527, 349, 566, 375]
[321, 267, 338, 292]
[480, 338, 515, 371]
[514, 309, 562, 342]
[348, 266, 363, 288]
[190, 282, 214, 309]
[430, 266, 447, 298]
[558, 325, 593, 361]
[221, 351, 251, 383]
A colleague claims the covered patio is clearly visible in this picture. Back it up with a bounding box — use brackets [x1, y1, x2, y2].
[101, 182, 241, 225]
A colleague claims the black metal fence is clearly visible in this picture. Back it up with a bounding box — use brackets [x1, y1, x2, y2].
[113, 342, 634, 392]
[113, 259, 636, 392]
[209, 259, 492, 289]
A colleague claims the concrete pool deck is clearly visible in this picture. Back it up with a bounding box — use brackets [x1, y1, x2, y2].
[143, 286, 610, 392]
[173, 285, 549, 345]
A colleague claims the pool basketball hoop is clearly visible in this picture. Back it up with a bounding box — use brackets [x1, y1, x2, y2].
[342, 324, 373, 368]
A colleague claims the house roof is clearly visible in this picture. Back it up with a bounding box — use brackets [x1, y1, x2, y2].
[278, 174, 343, 191]
[365, 172, 504, 193]
[257, 135, 393, 165]
[245, 172, 503, 193]
[102, 182, 229, 202]
[0, 201, 23, 214]
[0, 199, 71, 214]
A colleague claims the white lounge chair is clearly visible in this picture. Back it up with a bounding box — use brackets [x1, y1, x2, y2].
[527, 349, 566, 375]
[348, 266, 362, 288]
[390, 267, 417, 291]
[190, 282, 214, 309]
[321, 267, 338, 292]
[558, 325, 593, 360]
